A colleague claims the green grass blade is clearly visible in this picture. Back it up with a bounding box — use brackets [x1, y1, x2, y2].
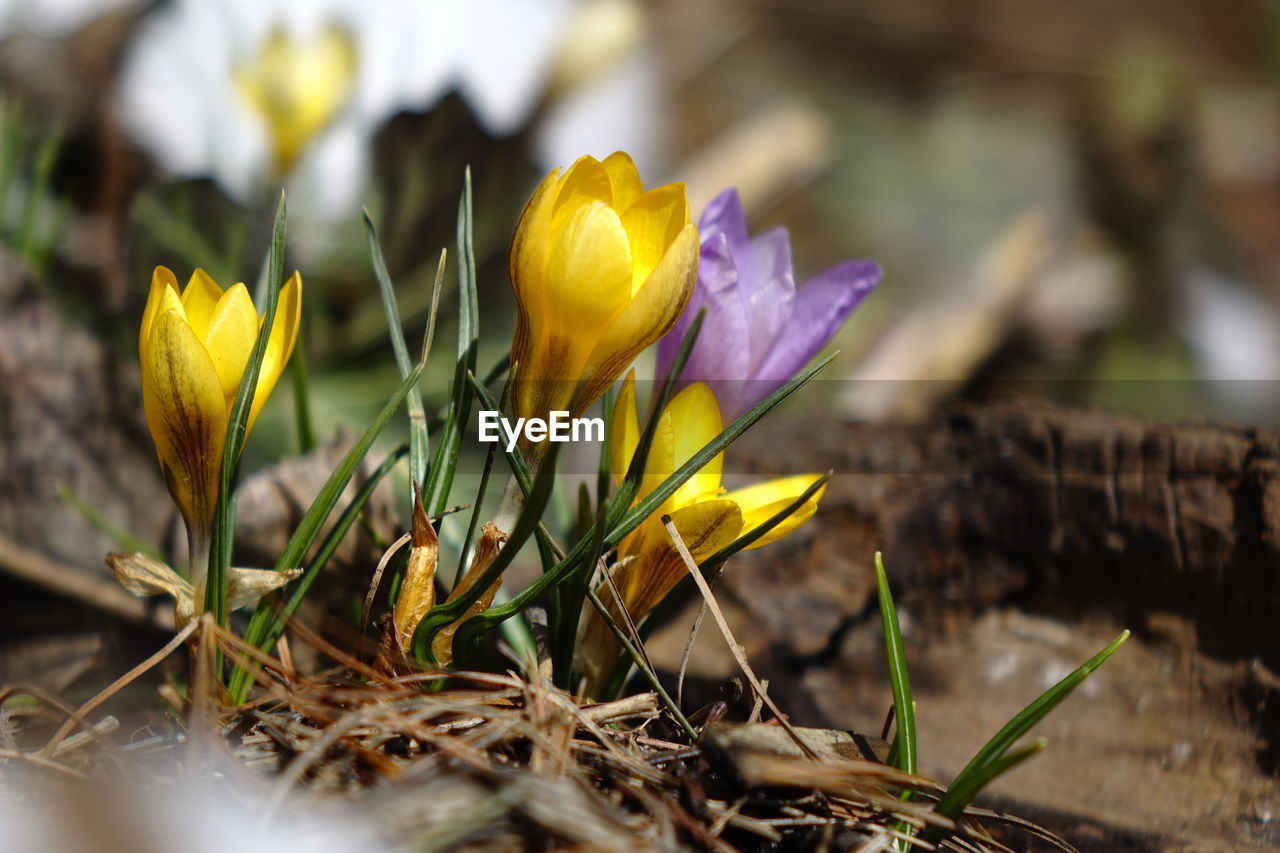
[227, 360, 425, 701]
[410, 441, 561, 665]
[364, 210, 436, 494]
[876, 552, 916, 776]
[452, 365, 517, 589]
[921, 630, 1129, 844]
[921, 740, 1047, 845]
[289, 327, 315, 453]
[206, 193, 287, 625]
[423, 169, 478, 516]
[450, 350, 836, 657]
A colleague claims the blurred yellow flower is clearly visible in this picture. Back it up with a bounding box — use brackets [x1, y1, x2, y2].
[508, 152, 698, 444]
[235, 22, 358, 176]
[138, 266, 301, 544]
[581, 372, 825, 690]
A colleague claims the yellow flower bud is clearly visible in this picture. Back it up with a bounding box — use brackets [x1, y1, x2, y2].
[234, 22, 357, 176]
[508, 152, 698, 437]
[138, 266, 302, 539]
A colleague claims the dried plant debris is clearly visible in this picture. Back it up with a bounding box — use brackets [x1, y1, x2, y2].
[0, 628, 1073, 853]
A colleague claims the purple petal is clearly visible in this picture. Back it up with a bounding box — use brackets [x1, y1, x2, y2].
[742, 259, 882, 414]
[698, 188, 749, 265]
[742, 226, 796, 370]
[656, 232, 753, 390]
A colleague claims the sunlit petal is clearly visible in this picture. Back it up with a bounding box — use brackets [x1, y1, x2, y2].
[203, 283, 258, 406]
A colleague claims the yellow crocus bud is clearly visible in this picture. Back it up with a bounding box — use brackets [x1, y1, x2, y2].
[234, 22, 357, 176]
[508, 152, 698, 442]
[581, 372, 826, 693]
[138, 266, 302, 567]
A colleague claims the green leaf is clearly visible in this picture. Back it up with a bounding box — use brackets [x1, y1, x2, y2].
[876, 553, 916, 776]
[289, 326, 315, 453]
[364, 209, 438, 494]
[227, 359, 426, 702]
[423, 169, 478, 516]
[206, 193, 287, 627]
[410, 441, 562, 665]
[921, 630, 1129, 844]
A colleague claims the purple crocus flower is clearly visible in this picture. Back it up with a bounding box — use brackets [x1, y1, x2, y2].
[656, 188, 882, 419]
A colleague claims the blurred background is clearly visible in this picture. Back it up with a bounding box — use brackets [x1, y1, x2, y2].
[2, 1, 1279, 850]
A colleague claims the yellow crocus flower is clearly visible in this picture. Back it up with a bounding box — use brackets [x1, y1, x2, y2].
[508, 152, 698, 446]
[138, 266, 302, 569]
[235, 22, 357, 176]
[581, 372, 825, 691]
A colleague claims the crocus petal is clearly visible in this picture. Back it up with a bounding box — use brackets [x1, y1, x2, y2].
[550, 154, 612, 234]
[698, 187, 750, 264]
[578, 221, 697, 408]
[508, 166, 561, 312]
[609, 369, 640, 487]
[142, 308, 229, 530]
[620, 182, 688, 296]
[655, 231, 753, 405]
[742, 226, 796, 370]
[179, 269, 225, 342]
[721, 473, 827, 549]
[139, 266, 182, 357]
[751, 260, 882, 393]
[202, 283, 258, 406]
[545, 201, 633, 332]
[649, 380, 723, 510]
[615, 498, 742, 618]
[601, 150, 642, 211]
[249, 271, 303, 430]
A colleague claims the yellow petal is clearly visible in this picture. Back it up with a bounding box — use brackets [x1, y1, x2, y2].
[545, 201, 632, 332]
[601, 151, 642, 211]
[142, 309, 228, 530]
[549, 154, 611, 234]
[509, 166, 561, 312]
[615, 499, 740, 620]
[723, 474, 827, 549]
[578, 222, 697, 407]
[393, 493, 439, 652]
[139, 266, 182, 358]
[249, 271, 302, 431]
[609, 369, 639, 486]
[620, 183, 688, 296]
[203, 283, 258, 407]
[651, 381, 723, 509]
[180, 269, 225, 342]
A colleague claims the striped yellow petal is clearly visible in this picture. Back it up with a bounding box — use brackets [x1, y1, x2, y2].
[141, 308, 228, 530]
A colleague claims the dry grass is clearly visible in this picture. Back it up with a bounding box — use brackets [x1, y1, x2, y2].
[0, 615, 1076, 853]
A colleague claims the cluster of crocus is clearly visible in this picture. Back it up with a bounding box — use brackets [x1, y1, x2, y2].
[657, 188, 881, 419]
[507, 151, 698, 449]
[578, 372, 826, 691]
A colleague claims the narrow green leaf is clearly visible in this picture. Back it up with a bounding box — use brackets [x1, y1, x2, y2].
[876, 552, 916, 776]
[206, 193, 287, 626]
[921, 630, 1129, 844]
[227, 360, 425, 701]
[364, 209, 436, 494]
[410, 441, 561, 665]
[423, 169, 478, 516]
[289, 327, 315, 453]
